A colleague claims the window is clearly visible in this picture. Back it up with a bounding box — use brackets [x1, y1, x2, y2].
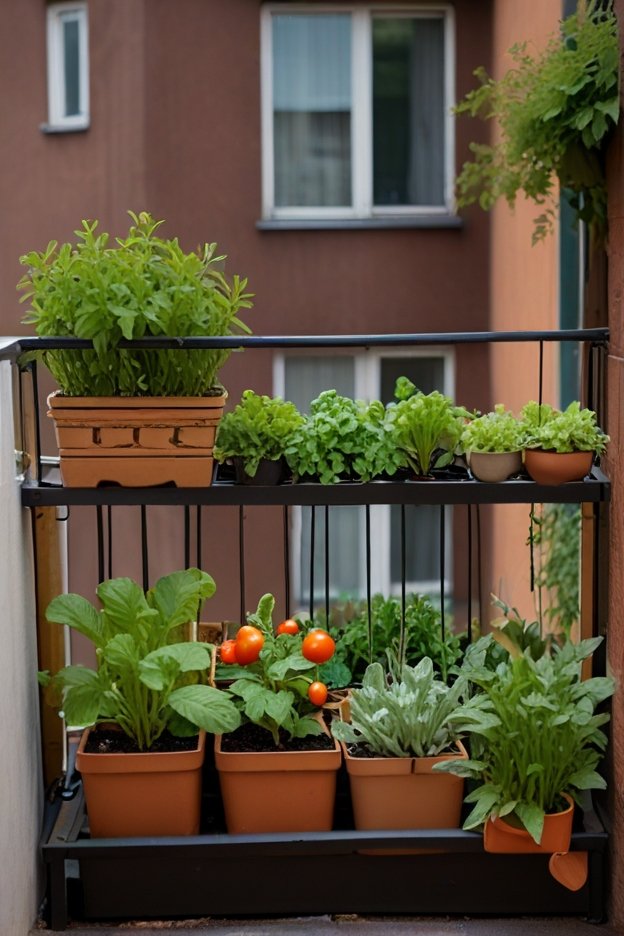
[261, 5, 454, 220]
[46, 3, 89, 130]
[274, 350, 454, 605]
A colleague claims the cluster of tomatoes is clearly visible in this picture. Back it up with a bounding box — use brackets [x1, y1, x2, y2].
[219, 617, 335, 707]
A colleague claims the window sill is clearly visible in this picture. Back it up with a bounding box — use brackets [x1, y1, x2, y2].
[256, 215, 463, 232]
[40, 122, 90, 135]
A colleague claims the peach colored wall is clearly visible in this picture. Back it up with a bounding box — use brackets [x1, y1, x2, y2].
[486, 0, 560, 623]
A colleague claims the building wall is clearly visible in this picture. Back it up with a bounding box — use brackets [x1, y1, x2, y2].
[0, 357, 42, 935]
[486, 0, 560, 624]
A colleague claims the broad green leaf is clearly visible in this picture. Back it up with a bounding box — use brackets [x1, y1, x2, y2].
[46, 594, 103, 647]
[291, 717, 324, 739]
[149, 568, 216, 630]
[515, 802, 545, 844]
[102, 634, 138, 672]
[168, 684, 241, 733]
[97, 578, 152, 637]
[265, 690, 295, 725]
[267, 653, 315, 681]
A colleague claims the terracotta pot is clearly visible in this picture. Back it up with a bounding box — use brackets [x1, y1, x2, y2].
[214, 734, 341, 833]
[524, 449, 593, 485]
[342, 740, 468, 830]
[483, 793, 574, 855]
[47, 392, 226, 487]
[467, 451, 522, 483]
[76, 728, 206, 838]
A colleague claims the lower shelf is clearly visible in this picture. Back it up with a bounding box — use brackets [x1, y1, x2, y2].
[41, 791, 608, 930]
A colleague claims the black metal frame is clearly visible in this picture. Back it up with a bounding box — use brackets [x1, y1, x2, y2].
[3, 330, 611, 929]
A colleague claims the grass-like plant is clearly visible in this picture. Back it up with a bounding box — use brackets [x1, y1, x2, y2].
[435, 635, 614, 844]
[18, 211, 253, 396]
[331, 654, 465, 758]
[454, 1, 619, 242]
[461, 404, 525, 454]
[214, 390, 304, 478]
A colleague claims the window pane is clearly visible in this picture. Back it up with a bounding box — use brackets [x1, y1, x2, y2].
[62, 16, 81, 117]
[284, 356, 361, 605]
[273, 15, 352, 207]
[381, 357, 447, 586]
[373, 17, 445, 206]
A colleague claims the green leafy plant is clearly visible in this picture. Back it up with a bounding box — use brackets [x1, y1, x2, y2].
[386, 378, 471, 476]
[214, 390, 304, 477]
[39, 569, 241, 750]
[332, 654, 465, 758]
[224, 594, 337, 746]
[435, 635, 614, 844]
[326, 593, 461, 684]
[522, 400, 609, 454]
[284, 390, 406, 484]
[461, 404, 525, 453]
[18, 211, 253, 396]
[454, 1, 620, 242]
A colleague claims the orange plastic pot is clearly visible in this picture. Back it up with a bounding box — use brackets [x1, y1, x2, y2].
[76, 728, 206, 838]
[214, 734, 341, 834]
[524, 449, 593, 485]
[483, 794, 574, 855]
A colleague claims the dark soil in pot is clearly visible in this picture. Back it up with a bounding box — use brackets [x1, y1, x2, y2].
[220, 721, 336, 753]
[84, 726, 200, 755]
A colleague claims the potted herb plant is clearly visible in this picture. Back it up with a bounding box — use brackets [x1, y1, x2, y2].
[386, 378, 471, 478]
[434, 635, 614, 864]
[521, 400, 609, 484]
[461, 404, 525, 482]
[214, 594, 341, 833]
[331, 654, 467, 832]
[213, 390, 304, 484]
[284, 390, 406, 484]
[18, 211, 253, 488]
[40, 568, 241, 837]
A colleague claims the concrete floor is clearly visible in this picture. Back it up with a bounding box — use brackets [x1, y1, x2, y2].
[31, 915, 624, 935]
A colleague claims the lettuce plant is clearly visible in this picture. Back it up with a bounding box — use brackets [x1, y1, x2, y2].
[214, 390, 304, 477]
[332, 655, 465, 758]
[435, 635, 614, 844]
[39, 569, 241, 750]
[386, 378, 472, 476]
[284, 390, 406, 484]
[522, 400, 609, 454]
[461, 404, 525, 453]
[18, 211, 253, 396]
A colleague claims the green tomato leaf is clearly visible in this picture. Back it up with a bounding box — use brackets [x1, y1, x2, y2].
[168, 684, 241, 734]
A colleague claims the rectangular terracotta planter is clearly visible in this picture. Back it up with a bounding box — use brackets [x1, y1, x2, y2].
[47, 392, 225, 487]
[214, 734, 342, 834]
[76, 728, 206, 838]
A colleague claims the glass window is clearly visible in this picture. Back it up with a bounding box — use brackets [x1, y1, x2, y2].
[263, 6, 453, 219]
[47, 4, 89, 129]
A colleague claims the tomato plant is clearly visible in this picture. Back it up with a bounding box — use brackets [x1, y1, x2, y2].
[235, 625, 264, 665]
[308, 681, 328, 706]
[220, 639, 238, 665]
[276, 618, 299, 635]
[302, 629, 336, 665]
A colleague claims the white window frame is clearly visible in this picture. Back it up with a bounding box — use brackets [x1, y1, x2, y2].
[274, 347, 454, 603]
[261, 3, 455, 221]
[46, 2, 90, 130]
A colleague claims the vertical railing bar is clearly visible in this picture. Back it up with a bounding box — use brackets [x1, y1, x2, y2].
[140, 505, 149, 591]
[107, 505, 113, 580]
[476, 504, 483, 627]
[309, 506, 316, 623]
[594, 502, 601, 643]
[440, 504, 446, 643]
[239, 505, 246, 625]
[96, 506, 105, 584]
[324, 505, 330, 627]
[399, 504, 406, 664]
[587, 342, 595, 411]
[366, 505, 372, 665]
[196, 505, 202, 570]
[529, 503, 536, 594]
[184, 506, 190, 570]
[29, 361, 43, 485]
[283, 506, 291, 619]
[538, 340, 544, 408]
[467, 504, 473, 644]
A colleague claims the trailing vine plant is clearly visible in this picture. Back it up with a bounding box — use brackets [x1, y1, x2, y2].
[455, 1, 620, 243]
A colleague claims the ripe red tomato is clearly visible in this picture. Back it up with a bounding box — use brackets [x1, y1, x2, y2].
[235, 625, 265, 664]
[301, 629, 335, 664]
[276, 618, 299, 636]
[308, 681, 328, 706]
[219, 639, 238, 665]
